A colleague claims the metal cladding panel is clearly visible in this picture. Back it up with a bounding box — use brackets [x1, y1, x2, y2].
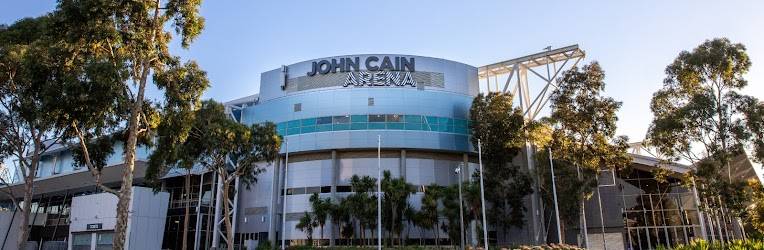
[258, 54, 478, 103]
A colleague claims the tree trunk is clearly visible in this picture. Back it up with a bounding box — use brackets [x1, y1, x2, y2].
[17, 175, 34, 250]
[223, 178, 234, 250]
[182, 169, 192, 250]
[17, 147, 40, 250]
[113, 0, 159, 247]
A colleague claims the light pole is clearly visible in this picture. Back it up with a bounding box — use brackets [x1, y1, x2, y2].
[377, 135, 382, 250]
[456, 163, 465, 250]
[281, 139, 289, 250]
[477, 140, 489, 250]
[548, 148, 562, 243]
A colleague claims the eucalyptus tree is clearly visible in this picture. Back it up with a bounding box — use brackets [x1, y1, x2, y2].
[147, 100, 280, 249]
[144, 59, 209, 250]
[647, 38, 764, 217]
[542, 61, 631, 243]
[0, 16, 74, 249]
[47, 0, 207, 247]
[469, 92, 545, 229]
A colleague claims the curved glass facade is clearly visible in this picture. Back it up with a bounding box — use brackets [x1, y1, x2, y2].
[275, 114, 471, 136]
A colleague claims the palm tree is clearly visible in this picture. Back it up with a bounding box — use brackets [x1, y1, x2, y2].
[420, 184, 442, 247]
[296, 212, 315, 245]
[381, 170, 415, 246]
[309, 193, 331, 245]
[348, 175, 376, 245]
[402, 204, 417, 246]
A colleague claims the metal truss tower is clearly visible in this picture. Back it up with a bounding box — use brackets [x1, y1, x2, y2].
[477, 45, 585, 245]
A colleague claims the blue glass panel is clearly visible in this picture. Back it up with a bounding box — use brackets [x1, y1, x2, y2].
[426, 116, 439, 124]
[316, 124, 333, 132]
[369, 114, 386, 122]
[426, 124, 438, 131]
[387, 122, 404, 130]
[368, 123, 386, 130]
[301, 125, 316, 133]
[333, 124, 350, 131]
[277, 129, 285, 136]
[351, 115, 368, 123]
[287, 120, 301, 128]
[405, 123, 423, 130]
[404, 115, 422, 123]
[287, 127, 300, 135]
[333, 115, 350, 124]
[301, 118, 316, 126]
[351, 123, 367, 130]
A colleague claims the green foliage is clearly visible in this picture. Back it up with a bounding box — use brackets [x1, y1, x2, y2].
[255, 240, 272, 250]
[469, 92, 535, 228]
[536, 62, 631, 240]
[296, 212, 316, 244]
[381, 170, 415, 244]
[659, 238, 764, 250]
[647, 38, 764, 216]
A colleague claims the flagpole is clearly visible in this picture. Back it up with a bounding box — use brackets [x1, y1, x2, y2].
[478, 139, 489, 249]
[377, 135, 382, 250]
[281, 139, 289, 250]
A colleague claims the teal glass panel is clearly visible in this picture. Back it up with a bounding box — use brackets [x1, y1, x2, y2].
[351, 115, 368, 123]
[438, 117, 449, 125]
[454, 119, 468, 127]
[333, 124, 350, 131]
[301, 125, 316, 133]
[351, 123, 367, 130]
[277, 129, 285, 136]
[316, 117, 333, 124]
[301, 118, 316, 126]
[387, 122, 404, 130]
[426, 124, 438, 131]
[287, 127, 300, 135]
[405, 123, 423, 130]
[316, 124, 333, 132]
[454, 126, 467, 134]
[426, 116, 439, 124]
[368, 123, 386, 129]
[277, 122, 287, 130]
[333, 115, 350, 124]
[404, 115, 422, 123]
[287, 120, 301, 128]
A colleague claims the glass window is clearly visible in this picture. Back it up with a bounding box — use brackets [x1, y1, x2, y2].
[368, 123, 386, 130]
[333, 115, 350, 124]
[368, 97, 374, 106]
[96, 232, 114, 250]
[351, 115, 368, 123]
[333, 124, 350, 130]
[387, 123, 404, 130]
[404, 115, 422, 123]
[336, 186, 352, 192]
[293, 103, 301, 112]
[306, 186, 321, 194]
[425, 116, 439, 124]
[369, 114, 386, 122]
[286, 127, 300, 135]
[316, 117, 333, 124]
[301, 118, 316, 126]
[316, 124, 333, 132]
[386, 114, 402, 122]
[405, 123, 423, 130]
[72, 233, 91, 250]
[300, 126, 316, 133]
[291, 187, 305, 195]
[287, 120, 301, 128]
[321, 186, 331, 193]
[350, 123, 367, 130]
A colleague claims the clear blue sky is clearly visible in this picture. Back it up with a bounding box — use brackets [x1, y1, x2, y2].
[2, 0, 763, 142]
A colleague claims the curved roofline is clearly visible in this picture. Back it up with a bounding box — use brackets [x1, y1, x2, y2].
[268, 53, 477, 72]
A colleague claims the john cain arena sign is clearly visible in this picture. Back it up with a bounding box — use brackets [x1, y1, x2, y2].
[306, 56, 417, 87]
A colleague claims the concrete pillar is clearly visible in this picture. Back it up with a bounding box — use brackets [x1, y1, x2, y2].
[400, 150, 407, 179]
[268, 158, 283, 245]
[330, 150, 338, 246]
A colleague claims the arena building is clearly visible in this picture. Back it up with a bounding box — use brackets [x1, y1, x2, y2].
[0, 48, 756, 250]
